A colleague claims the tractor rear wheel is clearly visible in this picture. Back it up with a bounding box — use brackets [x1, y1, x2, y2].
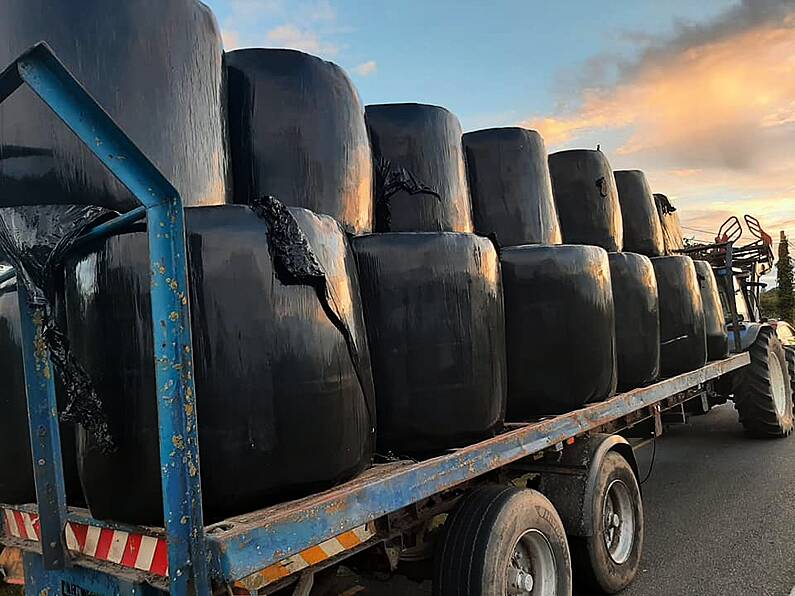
[736, 328, 794, 438]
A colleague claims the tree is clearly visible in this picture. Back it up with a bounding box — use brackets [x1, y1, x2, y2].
[778, 231, 794, 323]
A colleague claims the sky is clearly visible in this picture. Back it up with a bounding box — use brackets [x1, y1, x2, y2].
[206, 0, 795, 286]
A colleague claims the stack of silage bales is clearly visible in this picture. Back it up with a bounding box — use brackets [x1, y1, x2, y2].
[694, 260, 730, 361]
[610, 170, 662, 390]
[648, 191, 708, 375]
[356, 104, 506, 455]
[61, 42, 376, 522]
[0, 0, 234, 510]
[464, 131, 615, 418]
[610, 168, 707, 380]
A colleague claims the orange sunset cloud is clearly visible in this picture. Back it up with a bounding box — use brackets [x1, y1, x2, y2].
[525, 8, 795, 257]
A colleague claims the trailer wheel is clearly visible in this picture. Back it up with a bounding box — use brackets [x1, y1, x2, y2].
[736, 328, 794, 438]
[569, 451, 643, 594]
[434, 485, 572, 596]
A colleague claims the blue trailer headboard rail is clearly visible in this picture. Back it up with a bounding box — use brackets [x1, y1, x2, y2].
[0, 42, 209, 595]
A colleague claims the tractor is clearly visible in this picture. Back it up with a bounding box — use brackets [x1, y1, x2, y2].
[682, 215, 795, 436]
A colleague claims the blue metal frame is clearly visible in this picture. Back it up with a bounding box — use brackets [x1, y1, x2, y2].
[16, 286, 69, 570]
[0, 43, 208, 595]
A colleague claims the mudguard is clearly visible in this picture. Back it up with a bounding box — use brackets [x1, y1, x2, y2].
[538, 434, 639, 537]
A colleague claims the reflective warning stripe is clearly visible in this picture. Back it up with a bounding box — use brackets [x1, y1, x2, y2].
[1, 507, 168, 577]
[233, 522, 377, 593]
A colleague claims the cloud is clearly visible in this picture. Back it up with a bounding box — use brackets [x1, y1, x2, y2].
[265, 24, 338, 55]
[220, 0, 341, 55]
[353, 60, 377, 77]
[522, 1, 795, 261]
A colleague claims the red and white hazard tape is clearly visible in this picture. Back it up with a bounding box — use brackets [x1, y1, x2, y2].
[2, 508, 168, 577]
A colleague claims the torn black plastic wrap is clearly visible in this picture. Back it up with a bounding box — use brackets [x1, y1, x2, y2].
[65, 200, 375, 524]
[654, 193, 685, 254]
[652, 256, 707, 376]
[463, 127, 562, 247]
[694, 260, 729, 360]
[366, 103, 474, 233]
[251, 195, 376, 421]
[0, 205, 115, 454]
[373, 157, 441, 233]
[548, 149, 624, 252]
[614, 170, 665, 257]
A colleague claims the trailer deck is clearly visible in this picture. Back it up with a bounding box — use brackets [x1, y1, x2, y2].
[1, 353, 749, 592]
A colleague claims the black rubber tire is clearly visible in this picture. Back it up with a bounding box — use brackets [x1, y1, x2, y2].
[569, 452, 643, 594]
[786, 346, 795, 407]
[735, 328, 794, 438]
[434, 485, 573, 596]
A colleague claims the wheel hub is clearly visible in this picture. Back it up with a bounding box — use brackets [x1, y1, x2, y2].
[506, 529, 557, 595]
[769, 354, 788, 418]
[603, 479, 636, 565]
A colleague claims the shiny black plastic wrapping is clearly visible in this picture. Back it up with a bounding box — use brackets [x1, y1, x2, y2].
[694, 260, 729, 360]
[500, 245, 617, 419]
[0, 281, 83, 505]
[0, 0, 230, 211]
[0, 281, 35, 503]
[608, 253, 661, 390]
[614, 170, 665, 257]
[365, 104, 474, 233]
[651, 256, 707, 376]
[462, 127, 562, 247]
[548, 150, 623, 252]
[352, 233, 506, 455]
[64, 204, 375, 524]
[654, 194, 685, 254]
[226, 49, 373, 234]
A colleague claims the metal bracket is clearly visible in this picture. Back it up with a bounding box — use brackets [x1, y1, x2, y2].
[0, 42, 209, 595]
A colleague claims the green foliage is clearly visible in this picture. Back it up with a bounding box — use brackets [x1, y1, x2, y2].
[778, 232, 794, 323]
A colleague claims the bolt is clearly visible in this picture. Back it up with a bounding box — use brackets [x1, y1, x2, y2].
[612, 513, 621, 528]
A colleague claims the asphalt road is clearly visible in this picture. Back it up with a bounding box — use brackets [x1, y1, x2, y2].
[334, 403, 795, 596]
[594, 403, 795, 596]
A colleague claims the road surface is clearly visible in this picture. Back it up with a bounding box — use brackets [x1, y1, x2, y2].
[596, 403, 795, 596]
[326, 403, 795, 596]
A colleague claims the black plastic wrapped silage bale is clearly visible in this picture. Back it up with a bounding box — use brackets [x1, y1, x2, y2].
[365, 104, 474, 233]
[352, 233, 505, 455]
[226, 49, 374, 234]
[0, 282, 34, 504]
[65, 204, 375, 524]
[500, 244, 617, 419]
[462, 127, 562, 247]
[0, 281, 83, 505]
[608, 253, 661, 391]
[654, 194, 685, 254]
[652, 256, 707, 376]
[548, 150, 623, 251]
[614, 170, 665, 257]
[694, 260, 729, 360]
[0, 0, 230, 211]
